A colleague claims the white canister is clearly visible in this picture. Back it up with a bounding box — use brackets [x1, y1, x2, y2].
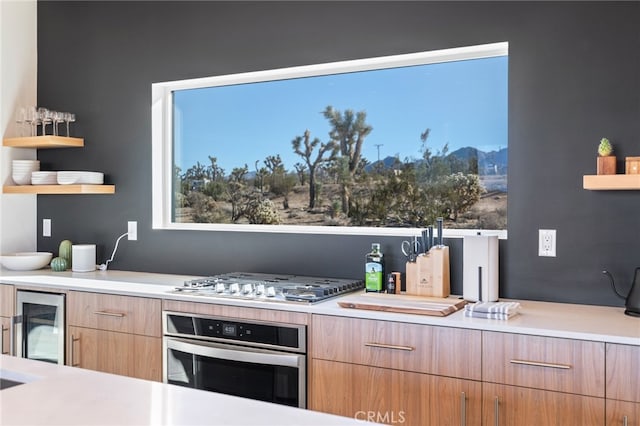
[72, 244, 96, 272]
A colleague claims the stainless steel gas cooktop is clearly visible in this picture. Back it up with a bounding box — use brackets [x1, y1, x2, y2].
[168, 272, 364, 304]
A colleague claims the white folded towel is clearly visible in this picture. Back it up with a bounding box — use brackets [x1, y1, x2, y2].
[464, 301, 521, 320]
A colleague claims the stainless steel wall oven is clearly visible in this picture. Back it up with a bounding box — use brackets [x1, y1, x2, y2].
[163, 311, 306, 408]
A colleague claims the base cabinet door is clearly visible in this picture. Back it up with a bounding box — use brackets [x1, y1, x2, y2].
[483, 383, 605, 426]
[68, 326, 161, 381]
[607, 400, 640, 426]
[310, 359, 481, 426]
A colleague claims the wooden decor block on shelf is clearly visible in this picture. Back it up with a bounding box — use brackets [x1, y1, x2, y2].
[3, 185, 115, 194]
[3, 135, 84, 148]
[583, 174, 640, 190]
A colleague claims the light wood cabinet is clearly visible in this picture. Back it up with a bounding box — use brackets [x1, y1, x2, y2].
[67, 326, 161, 381]
[309, 314, 482, 425]
[310, 359, 481, 426]
[0, 284, 14, 356]
[483, 383, 605, 426]
[483, 331, 606, 397]
[311, 314, 481, 379]
[482, 331, 606, 424]
[68, 291, 161, 336]
[606, 399, 640, 426]
[67, 291, 162, 381]
[606, 344, 640, 426]
[0, 284, 15, 317]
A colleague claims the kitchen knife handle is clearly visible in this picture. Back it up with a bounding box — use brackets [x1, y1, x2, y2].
[460, 391, 466, 426]
[364, 342, 414, 351]
[0, 324, 7, 355]
[70, 334, 80, 367]
[510, 359, 572, 369]
[93, 311, 126, 318]
[494, 396, 500, 426]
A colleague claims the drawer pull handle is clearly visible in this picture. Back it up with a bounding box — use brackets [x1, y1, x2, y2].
[0, 325, 7, 355]
[93, 311, 125, 318]
[494, 396, 499, 426]
[460, 391, 466, 426]
[364, 342, 414, 351]
[510, 359, 572, 369]
[623, 415, 628, 426]
[70, 335, 80, 367]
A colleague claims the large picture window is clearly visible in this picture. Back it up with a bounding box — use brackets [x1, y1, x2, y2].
[152, 42, 508, 236]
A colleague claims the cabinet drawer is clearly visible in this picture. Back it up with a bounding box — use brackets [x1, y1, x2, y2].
[68, 291, 161, 337]
[483, 331, 605, 397]
[0, 284, 15, 317]
[311, 314, 482, 380]
[607, 344, 640, 403]
[606, 399, 640, 426]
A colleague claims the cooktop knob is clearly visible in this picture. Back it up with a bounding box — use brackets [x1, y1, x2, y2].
[215, 283, 226, 293]
[266, 286, 276, 297]
[255, 284, 265, 295]
[229, 283, 240, 294]
[241, 283, 253, 295]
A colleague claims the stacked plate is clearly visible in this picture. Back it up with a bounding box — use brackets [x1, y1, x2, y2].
[57, 171, 104, 185]
[31, 171, 58, 185]
[12, 160, 40, 185]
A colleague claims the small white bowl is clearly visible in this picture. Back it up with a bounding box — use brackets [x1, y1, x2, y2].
[12, 173, 33, 185]
[0, 252, 53, 271]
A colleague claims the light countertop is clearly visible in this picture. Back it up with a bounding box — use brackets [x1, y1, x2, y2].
[1, 268, 639, 345]
[0, 355, 377, 426]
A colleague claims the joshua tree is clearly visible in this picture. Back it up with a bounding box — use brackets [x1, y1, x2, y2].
[323, 106, 372, 215]
[292, 129, 337, 209]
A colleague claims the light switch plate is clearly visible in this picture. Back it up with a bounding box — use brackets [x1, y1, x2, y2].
[43, 219, 51, 237]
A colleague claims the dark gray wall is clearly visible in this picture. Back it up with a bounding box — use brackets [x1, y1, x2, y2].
[36, 1, 639, 306]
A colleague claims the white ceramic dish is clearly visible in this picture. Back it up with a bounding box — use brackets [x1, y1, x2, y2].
[0, 252, 52, 271]
[31, 171, 58, 185]
[57, 171, 104, 185]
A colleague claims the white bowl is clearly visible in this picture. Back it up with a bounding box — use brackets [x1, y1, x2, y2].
[12, 173, 33, 185]
[0, 252, 53, 271]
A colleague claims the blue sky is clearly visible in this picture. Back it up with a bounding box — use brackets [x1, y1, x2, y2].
[173, 55, 507, 174]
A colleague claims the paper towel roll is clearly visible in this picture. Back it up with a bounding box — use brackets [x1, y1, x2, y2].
[72, 244, 96, 272]
[463, 235, 499, 302]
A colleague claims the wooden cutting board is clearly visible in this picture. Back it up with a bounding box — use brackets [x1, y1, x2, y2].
[338, 292, 467, 317]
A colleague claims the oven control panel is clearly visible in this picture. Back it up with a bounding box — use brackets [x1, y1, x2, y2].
[163, 312, 305, 353]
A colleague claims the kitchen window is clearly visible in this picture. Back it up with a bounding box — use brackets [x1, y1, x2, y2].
[152, 42, 508, 237]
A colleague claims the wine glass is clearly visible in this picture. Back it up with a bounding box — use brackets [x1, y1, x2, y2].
[37, 107, 52, 136]
[15, 107, 26, 137]
[64, 112, 76, 137]
[25, 106, 38, 136]
[52, 111, 65, 136]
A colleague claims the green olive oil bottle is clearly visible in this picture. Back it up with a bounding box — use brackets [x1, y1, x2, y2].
[365, 243, 384, 292]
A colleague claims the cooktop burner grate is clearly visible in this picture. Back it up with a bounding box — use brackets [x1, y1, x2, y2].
[171, 272, 364, 304]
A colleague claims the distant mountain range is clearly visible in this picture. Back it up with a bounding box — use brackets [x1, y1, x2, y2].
[366, 147, 508, 175]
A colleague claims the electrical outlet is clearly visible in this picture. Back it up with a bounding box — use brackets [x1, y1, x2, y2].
[43, 219, 51, 237]
[538, 229, 556, 257]
[127, 221, 137, 241]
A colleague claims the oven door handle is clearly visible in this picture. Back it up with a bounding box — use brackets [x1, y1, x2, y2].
[166, 337, 303, 368]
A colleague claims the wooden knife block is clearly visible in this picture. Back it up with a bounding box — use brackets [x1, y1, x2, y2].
[405, 246, 450, 298]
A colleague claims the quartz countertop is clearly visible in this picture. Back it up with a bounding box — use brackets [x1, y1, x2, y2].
[0, 355, 377, 426]
[1, 268, 639, 345]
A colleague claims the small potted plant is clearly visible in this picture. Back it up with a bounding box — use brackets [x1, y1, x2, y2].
[597, 137, 616, 175]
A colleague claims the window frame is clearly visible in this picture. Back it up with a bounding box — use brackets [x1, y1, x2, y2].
[151, 41, 508, 238]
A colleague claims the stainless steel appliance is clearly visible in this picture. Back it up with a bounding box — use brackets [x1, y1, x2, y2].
[163, 311, 306, 407]
[12, 290, 65, 364]
[167, 272, 364, 304]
